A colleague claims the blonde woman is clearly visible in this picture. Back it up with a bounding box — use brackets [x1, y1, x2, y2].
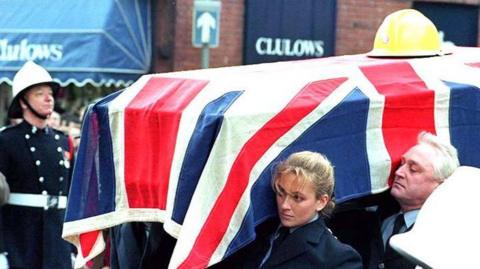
[260, 151, 362, 269]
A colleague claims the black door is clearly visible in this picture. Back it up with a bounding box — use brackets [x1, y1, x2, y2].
[414, 2, 478, 46]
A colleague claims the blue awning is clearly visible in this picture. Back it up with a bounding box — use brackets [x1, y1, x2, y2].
[0, 0, 151, 87]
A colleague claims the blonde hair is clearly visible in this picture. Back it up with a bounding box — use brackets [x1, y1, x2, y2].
[272, 151, 335, 217]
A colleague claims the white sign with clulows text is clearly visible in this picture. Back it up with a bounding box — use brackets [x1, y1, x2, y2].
[0, 39, 63, 61]
[255, 37, 325, 57]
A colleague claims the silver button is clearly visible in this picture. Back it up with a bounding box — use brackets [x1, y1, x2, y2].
[59, 160, 64, 166]
[31, 126, 37, 133]
[57, 147, 62, 152]
[59, 177, 64, 182]
[42, 190, 48, 195]
[59, 191, 63, 195]
[54, 134, 60, 140]
[39, 177, 44, 183]
[35, 160, 41, 166]
[25, 134, 30, 139]
[30, 147, 36, 152]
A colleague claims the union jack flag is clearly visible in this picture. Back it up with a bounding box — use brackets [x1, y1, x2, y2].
[63, 47, 480, 269]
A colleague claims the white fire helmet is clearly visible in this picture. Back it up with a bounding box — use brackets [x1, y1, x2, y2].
[8, 61, 60, 119]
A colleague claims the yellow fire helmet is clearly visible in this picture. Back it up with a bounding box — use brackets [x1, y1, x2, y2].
[368, 9, 443, 57]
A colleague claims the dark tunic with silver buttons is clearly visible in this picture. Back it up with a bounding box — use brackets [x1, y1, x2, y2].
[0, 121, 73, 269]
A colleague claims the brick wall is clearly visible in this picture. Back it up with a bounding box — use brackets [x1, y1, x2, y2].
[335, 0, 411, 56]
[153, 0, 176, 73]
[157, 0, 245, 72]
[153, 0, 478, 73]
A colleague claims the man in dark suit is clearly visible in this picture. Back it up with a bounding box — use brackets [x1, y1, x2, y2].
[373, 131, 459, 269]
[329, 131, 459, 269]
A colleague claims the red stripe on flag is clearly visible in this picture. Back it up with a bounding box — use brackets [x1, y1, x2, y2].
[178, 77, 347, 268]
[360, 62, 436, 183]
[124, 77, 208, 209]
[466, 62, 480, 68]
[79, 230, 101, 258]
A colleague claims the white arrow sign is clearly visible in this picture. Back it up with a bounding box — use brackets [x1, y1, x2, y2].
[192, 0, 221, 48]
[197, 12, 216, 44]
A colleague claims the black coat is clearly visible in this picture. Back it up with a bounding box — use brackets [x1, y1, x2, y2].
[212, 217, 362, 269]
[110, 222, 176, 269]
[328, 192, 416, 269]
[369, 215, 417, 269]
[328, 192, 398, 269]
[260, 217, 363, 269]
[0, 121, 74, 268]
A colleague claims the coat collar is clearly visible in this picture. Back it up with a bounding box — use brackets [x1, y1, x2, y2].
[266, 217, 326, 266]
[19, 120, 51, 135]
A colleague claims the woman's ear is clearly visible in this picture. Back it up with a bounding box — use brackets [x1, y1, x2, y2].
[315, 194, 329, 212]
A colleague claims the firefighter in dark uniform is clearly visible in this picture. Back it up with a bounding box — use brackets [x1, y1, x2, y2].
[0, 61, 74, 269]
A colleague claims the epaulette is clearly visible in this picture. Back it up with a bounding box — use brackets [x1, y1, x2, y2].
[50, 127, 68, 137]
[0, 125, 14, 133]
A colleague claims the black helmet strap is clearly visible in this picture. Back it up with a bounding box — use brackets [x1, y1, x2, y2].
[20, 96, 49, 120]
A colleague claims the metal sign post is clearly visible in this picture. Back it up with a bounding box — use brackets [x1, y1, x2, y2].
[192, 0, 221, 69]
[201, 43, 209, 69]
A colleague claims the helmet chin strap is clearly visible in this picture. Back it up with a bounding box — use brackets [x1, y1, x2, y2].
[20, 96, 49, 120]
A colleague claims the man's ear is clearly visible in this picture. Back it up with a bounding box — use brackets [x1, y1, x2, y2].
[18, 93, 28, 109]
[19, 97, 27, 110]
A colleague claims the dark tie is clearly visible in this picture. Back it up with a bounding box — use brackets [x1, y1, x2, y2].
[384, 213, 405, 259]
